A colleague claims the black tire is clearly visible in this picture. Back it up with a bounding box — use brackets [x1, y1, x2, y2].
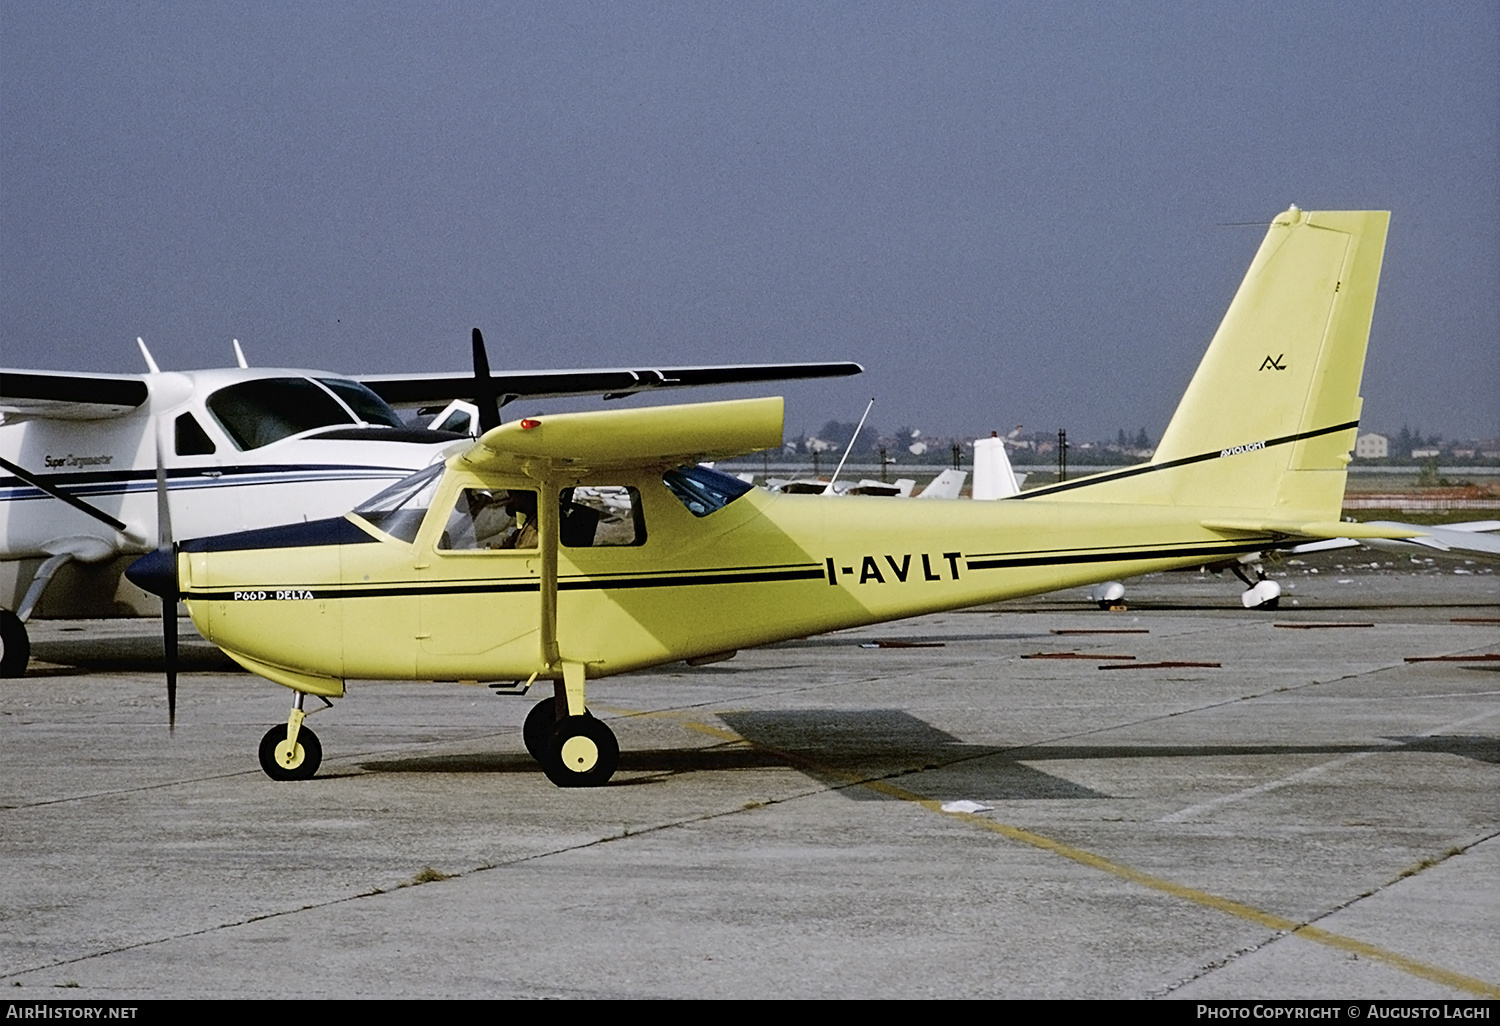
[522, 697, 558, 760]
[1258, 596, 1280, 610]
[541, 716, 619, 788]
[258, 723, 322, 781]
[523, 696, 593, 761]
[0, 610, 28, 678]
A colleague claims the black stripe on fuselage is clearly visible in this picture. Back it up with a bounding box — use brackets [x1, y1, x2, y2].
[184, 564, 828, 602]
[182, 535, 1276, 603]
[964, 539, 1272, 570]
[1013, 420, 1360, 500]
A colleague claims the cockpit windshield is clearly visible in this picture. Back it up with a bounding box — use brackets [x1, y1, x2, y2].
[317, 379, 405, 429]
[206, 377, 404, 450]
[351, 463, 446, 543]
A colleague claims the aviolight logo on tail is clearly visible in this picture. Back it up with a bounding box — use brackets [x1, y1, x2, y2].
[1221, 440, 1267, 458]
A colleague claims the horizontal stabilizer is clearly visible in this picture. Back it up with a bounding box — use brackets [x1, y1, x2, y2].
[1203, 519, 1424, 541]
[462, 397, 784, 476]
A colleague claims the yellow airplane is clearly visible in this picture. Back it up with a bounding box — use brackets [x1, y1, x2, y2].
[128, 207, 1419, 787]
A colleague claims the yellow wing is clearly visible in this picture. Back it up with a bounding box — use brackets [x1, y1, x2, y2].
[458, 397, 784, 478]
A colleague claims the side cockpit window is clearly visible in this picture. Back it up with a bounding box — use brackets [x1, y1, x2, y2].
[439, 489, 538, 551]
[174, 413, 216, 455]
[663, 465, 753, 517]
[351, 463, 445, 543]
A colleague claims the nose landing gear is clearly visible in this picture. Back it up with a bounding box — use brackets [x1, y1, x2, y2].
[257, 692, 330, 780]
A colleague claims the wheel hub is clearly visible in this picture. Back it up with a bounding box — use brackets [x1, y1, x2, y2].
[274, 739, 305, 769]
[559, 734, 599, 772]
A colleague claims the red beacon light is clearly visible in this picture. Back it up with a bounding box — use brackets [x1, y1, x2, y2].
[519, 418, 541, 430]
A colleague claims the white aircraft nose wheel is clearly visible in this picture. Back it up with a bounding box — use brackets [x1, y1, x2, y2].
[541, 716, 619, 788]
[257, 724, 323, 781]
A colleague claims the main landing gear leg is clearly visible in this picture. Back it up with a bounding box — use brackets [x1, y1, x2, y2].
[258, 692, 326, 781]
[526, 662, 619, 788]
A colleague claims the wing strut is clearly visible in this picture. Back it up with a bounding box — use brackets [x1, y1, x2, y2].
[535, 477, 587, 717]
[0, 456, 133, 536]
[538, 476, 561, 677]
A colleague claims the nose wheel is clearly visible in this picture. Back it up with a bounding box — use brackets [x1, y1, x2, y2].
[258, 723, 322, 780]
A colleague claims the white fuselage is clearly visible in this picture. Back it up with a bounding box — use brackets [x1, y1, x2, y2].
[1, 368, 463, 615]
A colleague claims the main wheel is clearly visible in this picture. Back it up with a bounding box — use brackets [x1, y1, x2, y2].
[523, 697, 594, 760]
[258, 723, 322, 781]
[522, 697, 557, 759]
[1, 610, 29, 678]
[541, 716, 619, 788]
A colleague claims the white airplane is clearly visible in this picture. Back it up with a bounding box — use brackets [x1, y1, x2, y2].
[0, 331, 860, 676]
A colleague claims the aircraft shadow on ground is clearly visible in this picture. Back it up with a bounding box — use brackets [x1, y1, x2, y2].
[354, 714, 1498, 792]
[766, 631, 1048, 650]
[716, 709, 1106, 801]
[29, 635, 242, 673]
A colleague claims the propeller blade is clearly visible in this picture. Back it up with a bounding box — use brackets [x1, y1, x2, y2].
[153, 425, 177, 731]
[471, 327, 502, 434]
[164, 589, 177, 729]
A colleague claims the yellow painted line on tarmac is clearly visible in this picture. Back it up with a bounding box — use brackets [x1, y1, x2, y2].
[671, 717, 1500, 998]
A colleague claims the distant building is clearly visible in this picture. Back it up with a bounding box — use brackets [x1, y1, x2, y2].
[1411, 447, 1442, 459]
[1354, 432, 1388, 459]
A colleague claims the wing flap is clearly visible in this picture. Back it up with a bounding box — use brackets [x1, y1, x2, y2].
[461, 397, 783, 476]
[1203, 518, 1425, 541]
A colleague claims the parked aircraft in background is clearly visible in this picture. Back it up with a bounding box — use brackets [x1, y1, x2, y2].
[1082, 519, 1499, 610]
[0, 332, 860, 676]
[127, 208, 1422, 787]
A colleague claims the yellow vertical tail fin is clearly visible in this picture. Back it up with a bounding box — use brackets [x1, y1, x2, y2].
[1030, 207, 1389, 517]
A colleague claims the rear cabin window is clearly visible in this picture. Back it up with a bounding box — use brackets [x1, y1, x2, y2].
[663, 465, 753, 517]
[560, 486, 645, 547]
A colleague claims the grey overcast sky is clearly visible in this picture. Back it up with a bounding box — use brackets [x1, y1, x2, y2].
[3, 1, 1496, 443]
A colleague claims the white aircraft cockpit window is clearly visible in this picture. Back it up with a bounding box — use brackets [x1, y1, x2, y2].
[560, 487, 645, 547]
[439, 489, 538, 551]
[174, 413, 216, 456]
[663, 465, 754, 517]
[317, 378, 405, 429]
[207, 378, 358, 449]
[351, 463, 446, 543]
